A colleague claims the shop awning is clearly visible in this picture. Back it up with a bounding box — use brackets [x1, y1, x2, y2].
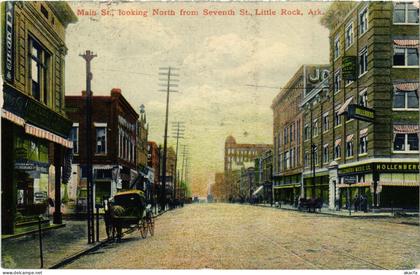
[359, 128, 368, 138]
[337, 97, 353, 115]
[2, 109, 25, 127]
[338, 182, 371, 188]
[393, 40, 420, 48]
[346, 134, 354, 142]
[25, 123, 73, 148]
[394, 82, 419, 92]
[252, 185, 264, 196]
[379, 181, 419, 187]
[274, 184, 300, 189]
[393, 125, 420, 134]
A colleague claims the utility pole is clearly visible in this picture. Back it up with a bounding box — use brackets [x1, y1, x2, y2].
[171, 121, 185, 201]
[158, 67, 179, 211]
[80, 50, 97, 244]
[180, 144, 189, 183]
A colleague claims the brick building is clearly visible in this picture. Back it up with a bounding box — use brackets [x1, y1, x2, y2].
[271, 65, 329, 205]
[147, 141, 160, 203]
[1, 2, 77, 234]
[224, 135, 272, 200]
[301, 1, 419, 210]
[65, 88, 139, 204]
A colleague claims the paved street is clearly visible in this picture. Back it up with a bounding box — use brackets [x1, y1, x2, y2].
[65, 203, 420, 269]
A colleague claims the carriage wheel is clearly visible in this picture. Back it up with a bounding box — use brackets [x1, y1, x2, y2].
[139, 220, 147, 239]
[147, 217, 155, 236]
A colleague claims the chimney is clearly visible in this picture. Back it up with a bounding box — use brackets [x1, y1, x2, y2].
[111, 88, 121, 96]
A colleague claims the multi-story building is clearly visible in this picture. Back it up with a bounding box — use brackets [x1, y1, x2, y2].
[302, 2, 419, 210]
[1, 2, 77, 234]
[134, 104, 149, 191]
[271, 65, 329, 205]
[65, 88, 139, 204]
[254, 149, 273, 203]
[239, 163, 255, 202]
[224, 135, 272, 199]
[212, 172, 225, 202]
[147, 141, 160, 203]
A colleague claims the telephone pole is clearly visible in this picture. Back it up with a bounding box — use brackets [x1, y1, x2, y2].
[158, 67, 179, 211]
[171, 121, 185, 201]
[80, 50, 97, 244]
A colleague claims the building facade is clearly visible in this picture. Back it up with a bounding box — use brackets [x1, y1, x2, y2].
[65, 88, 139, 204]
[224, 135, 272, 200]
[254, 149, 273, 203]
[1, 2, 77, 234]
[147, 141, 160, 203]
[302, 2, 419, 210]
[271, 65, 329, 205]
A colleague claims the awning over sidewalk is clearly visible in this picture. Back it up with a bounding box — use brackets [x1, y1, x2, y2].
[379, 181, 419, 187]
[252, 185, 264, 196]
[25, 123, 73, 149]
[2, 109, 25, 126]
[274, 184, 300, 189]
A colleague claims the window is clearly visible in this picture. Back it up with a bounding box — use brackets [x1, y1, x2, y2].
[346, 135, 354, 158]
[393, 47, 419, 66]
[69, 125, 79, 155]
[323, 144, 329, 163]
[304, 151, 309, 167]
[393, 89, 419, 109]
[394, 133, 419, 151]
[285, 151, 290, 169]
[95, 124, 107, 154]
[297, 120, 301, 143]
[29, 38, 50, 105]
[304, 124, 310, 140]
[289, 124, 293, 143]
[359, 47, 368, 76]
[313, 146, 318, 166]
[334, 70, 341, 93]
[359, 136, 368, 154]
[359, 89, 368, 107]
[359, 7, 368, 35]
[284, 127, 288, 144]
[394, 2, 419, 24]
[322, 113, 329, 132]
[334, 36, 340, 59]
[290, 148, 294, 168]
[334, 140, 341, 159]
[334, 105, 342, 126]
[345, 22, 353, 49]
[313, 119, 319, 137]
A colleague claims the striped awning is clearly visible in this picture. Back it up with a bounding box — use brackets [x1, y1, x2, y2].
[394, 82, 419, 92]
[360, 128, 368, 138]
[346, 134, 354, 142]
[337, 97, 353, 115]
[394, 40, 420, 48]
[25, 123, 73, 149]
[379, 181, 419, 187]
[393, 125, 420, 134]
[335, 138, 342, 146]
[1, 109, 25, 126]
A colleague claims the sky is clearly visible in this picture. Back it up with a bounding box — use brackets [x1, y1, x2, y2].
[65, 1, 331, 196]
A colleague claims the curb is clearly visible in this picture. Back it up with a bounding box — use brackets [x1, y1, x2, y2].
[2, 224, 66, 241]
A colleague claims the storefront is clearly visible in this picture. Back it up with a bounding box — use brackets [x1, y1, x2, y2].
[338, 161, 419, 210]
[303, 174, 329, 203]
[274, 184, 300, 205]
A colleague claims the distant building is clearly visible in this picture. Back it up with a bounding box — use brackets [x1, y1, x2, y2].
[147, 141, 160, 203]
[212, 172, 225, 201]
[224, 135, 272, 200]
[254, 149, 273, 203]
[66, 88, 139, 204]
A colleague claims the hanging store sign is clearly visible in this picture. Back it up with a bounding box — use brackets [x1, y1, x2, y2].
[347, 104, 374, 122]
[342, 56, 357, 81]
[4, 1, 14, 83]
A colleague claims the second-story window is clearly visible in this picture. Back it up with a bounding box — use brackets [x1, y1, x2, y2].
[393, 87, 419, 110]
[359, 128, 368, 154]
[345, 22, 353, 49]
[334, 139, 341, 159]
[313, 145, 318, 166]
[393, 125, 419, 152]
[95, 123, 107, 155]
[394, 2, 419, 24]
[359, 89, 368, 107]
[29, 38, 50, 105]
[323, 144, 329, 164]
[69, 124, 79, 155]
[359, 47, 368, 76]
[322, 112, 329, 132]
[346, 134, 354, 158]
[359, 7, 368, 35]
[393, 44, 419, 67]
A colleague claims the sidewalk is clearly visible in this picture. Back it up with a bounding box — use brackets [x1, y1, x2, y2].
[2, 218, 107, 269]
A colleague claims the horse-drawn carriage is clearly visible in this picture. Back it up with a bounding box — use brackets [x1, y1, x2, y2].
[104, 190, 154, 241]
[298, 197, 324, 212]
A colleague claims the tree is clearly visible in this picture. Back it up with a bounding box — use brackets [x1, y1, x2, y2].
[320, 2, 357, 30]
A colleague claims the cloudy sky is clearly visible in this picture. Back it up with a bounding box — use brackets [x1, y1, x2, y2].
[65, 1, 330, 196]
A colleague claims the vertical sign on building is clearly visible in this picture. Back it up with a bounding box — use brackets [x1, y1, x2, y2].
[4, 1, 14, 83]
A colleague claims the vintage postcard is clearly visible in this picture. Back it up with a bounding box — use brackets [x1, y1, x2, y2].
[1, 0, 419, 273]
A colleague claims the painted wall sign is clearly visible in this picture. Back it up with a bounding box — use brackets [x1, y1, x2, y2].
[347, 104, 374, 122]
[342, 56, 357, 81]
[4, 1, 14, 82]
[338, 162, 419, 176]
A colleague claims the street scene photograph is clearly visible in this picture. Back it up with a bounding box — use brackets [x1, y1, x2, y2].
[1, 0, 420, 273]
